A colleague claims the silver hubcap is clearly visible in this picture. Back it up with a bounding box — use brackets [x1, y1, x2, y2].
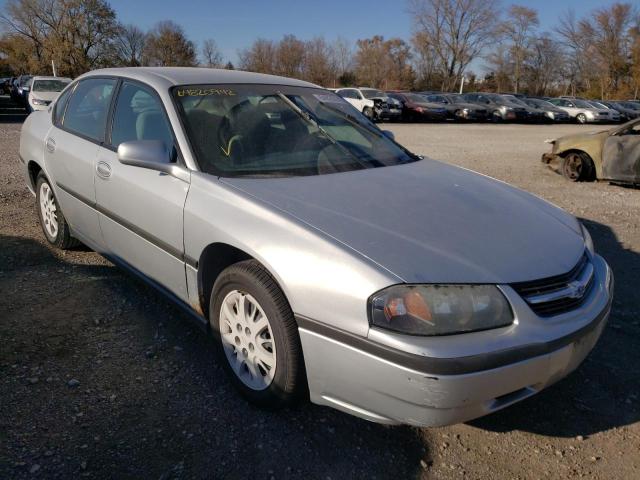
[39, 182, 58, 238]
[219, 290, 277, 390]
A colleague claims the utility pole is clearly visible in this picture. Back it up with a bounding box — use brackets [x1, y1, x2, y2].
[459, 75, 465, 94]
[51, 60, 57, 77]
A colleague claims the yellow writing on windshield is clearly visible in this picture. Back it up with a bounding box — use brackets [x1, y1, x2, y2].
[176, 88, 236, 97]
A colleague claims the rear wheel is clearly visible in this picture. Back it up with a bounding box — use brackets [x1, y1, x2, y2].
[209, 260, 305, 408]
[35, 172, 80, 249]
[561, 152, 595, 182]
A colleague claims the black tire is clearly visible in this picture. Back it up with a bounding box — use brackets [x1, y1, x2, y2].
[35, 172, 80, 249]
[363, 107, 374, 121]
[491, 110, 503, 122]
[209, 260, 305, 408]
[576, 113, 587, 124]
[560, 152, 595, 182]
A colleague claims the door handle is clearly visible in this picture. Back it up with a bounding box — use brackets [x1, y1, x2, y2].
[45, 137, 56, 153]
[96, 161, 112, 179]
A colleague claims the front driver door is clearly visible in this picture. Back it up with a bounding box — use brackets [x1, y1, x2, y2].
[602, 121, 640, 183]
[94, 80, 190, 300]
[45, 78, 117, 250]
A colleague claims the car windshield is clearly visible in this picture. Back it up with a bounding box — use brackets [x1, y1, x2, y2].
[533, 99, 555, 109]
[33, 79, 70, 92]
[443, 95, 464, 104]
[620, 102, 640, 110]
[174, 84, 416, 178]
[573, 99, 593, 108]
[405, 93, 428, 103]
[361, 89, 385, 99]
[504, 95, 528, 107]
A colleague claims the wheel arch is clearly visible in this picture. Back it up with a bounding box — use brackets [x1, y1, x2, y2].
[558, 149, 599, 179]
[195, 242, 292, 321]
[27, 160, 44, 191]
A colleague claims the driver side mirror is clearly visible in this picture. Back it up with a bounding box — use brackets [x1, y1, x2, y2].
[117, 140, 189, 182]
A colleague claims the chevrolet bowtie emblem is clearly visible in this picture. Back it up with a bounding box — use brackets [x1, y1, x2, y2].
[566, 280, 587, 299]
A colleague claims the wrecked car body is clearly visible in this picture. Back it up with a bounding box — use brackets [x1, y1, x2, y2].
[542, 118, 640, 185]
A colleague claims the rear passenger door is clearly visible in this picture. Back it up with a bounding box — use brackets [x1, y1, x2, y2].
[45, 78, 117, 250]
[94, 80, 190, 300]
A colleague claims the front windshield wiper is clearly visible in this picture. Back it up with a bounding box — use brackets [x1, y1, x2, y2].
[275, 92, 366, 166]
[317, 101, 419, 161]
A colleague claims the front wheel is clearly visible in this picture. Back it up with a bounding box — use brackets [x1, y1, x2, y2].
[209, 260, 305, 408]
[576, 113, 587, 124]
[561, 152, 594, 182]
[35, 172, 80, 249]
[363, 107, 374, 121]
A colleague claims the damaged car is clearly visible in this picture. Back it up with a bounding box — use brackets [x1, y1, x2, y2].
[542, 118, 640, 185]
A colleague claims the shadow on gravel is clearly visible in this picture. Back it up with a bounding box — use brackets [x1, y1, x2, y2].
[0, 234, 426, 479]
[470, 218, 640, 438]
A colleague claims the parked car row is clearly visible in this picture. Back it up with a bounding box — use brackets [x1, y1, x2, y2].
[3, 74, 71, 113]
[332, 87, 640, 125]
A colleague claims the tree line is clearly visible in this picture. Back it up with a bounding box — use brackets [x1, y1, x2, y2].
[1, 0, 639, 99]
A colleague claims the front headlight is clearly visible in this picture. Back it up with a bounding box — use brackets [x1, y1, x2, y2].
[369, 284, 514, 336]
[546, 111, 555, 119]
[585, 111, 595, 119]
[581, 223, 594, 256]
[32, 98, 48, 105]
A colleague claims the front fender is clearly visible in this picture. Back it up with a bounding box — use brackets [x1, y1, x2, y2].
[183, 172, 400, 337]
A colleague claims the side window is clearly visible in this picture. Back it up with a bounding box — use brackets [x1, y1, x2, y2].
[53, 83, 75, 127]
[110, 82, 174, 153]
[355, 90, 364, 99]
[63, 78, 116, 142]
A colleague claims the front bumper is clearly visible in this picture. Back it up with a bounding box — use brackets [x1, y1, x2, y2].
[298, 255, 612, 427]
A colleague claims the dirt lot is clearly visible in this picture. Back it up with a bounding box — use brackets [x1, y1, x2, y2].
[1, 94, 639, 479]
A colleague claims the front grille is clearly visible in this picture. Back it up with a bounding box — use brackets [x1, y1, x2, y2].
[511, 254, 594, 316]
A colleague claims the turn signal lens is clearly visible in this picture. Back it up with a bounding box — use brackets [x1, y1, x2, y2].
[370, 285, 513, 336]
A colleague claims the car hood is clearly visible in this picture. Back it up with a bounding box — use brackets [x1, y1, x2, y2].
[222, 160, 585, 284]
[556, 129, 610, 146]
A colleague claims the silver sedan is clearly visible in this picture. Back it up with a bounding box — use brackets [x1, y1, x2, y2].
[19, 68, 613, 427]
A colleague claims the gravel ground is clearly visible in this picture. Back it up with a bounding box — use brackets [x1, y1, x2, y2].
[1, 95, 639, 479]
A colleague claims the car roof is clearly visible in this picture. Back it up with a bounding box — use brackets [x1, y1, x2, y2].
[79, 67, 320, 91]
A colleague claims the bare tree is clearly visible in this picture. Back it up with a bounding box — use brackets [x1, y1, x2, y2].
[408, 0, 499, 90]
[1, 0, 121, 76]
[524, 34, 565, 95]
[500, 5, 539, 93]
[276, 34, 305, 78]
[238, 38, 276, 73]
[115, 24, 146, 66]
[201, 38, 223, 68]
[143, 20, 196, 67]
[354, 36, 390, 88]
[304, 37, 335, 86]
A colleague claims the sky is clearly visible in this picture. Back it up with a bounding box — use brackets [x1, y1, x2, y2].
[1, 0, 623, 71]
